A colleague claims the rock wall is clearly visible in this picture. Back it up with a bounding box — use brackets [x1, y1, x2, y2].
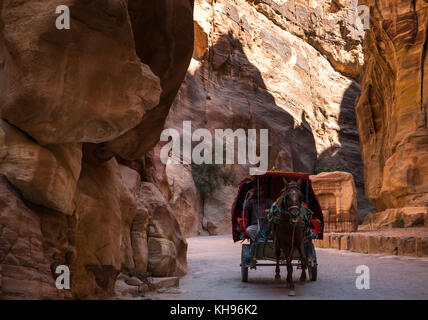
[147, 0, 373, 236]
[139, 182, 188, 277]
[0, 176, 75, 299]
[356, 0, 428, 211]
[0, 0, 194, 299]
[246, 0, 364, 79]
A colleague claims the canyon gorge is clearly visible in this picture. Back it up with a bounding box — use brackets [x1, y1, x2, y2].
[0, 0, 427, 299]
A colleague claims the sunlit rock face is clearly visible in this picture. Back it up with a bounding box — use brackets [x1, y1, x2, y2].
[356, 0, 428, 211]
[245, 0, 365, 79]
[361, 207, 428, 231]
[146, 0, 373, 236]
[0, 0, 194, 299]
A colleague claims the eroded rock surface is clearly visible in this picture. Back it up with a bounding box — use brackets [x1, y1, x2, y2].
[0, 0, 194, 299]
[356, 0, 428, 211]
[139, 182, 188, 277]
[0, 0, 161, 146]
[165, 163, 201, 237]
[105, 0, 195, 159]
[72, 159, 124, 299]
[202, 185, 237, 235]
[246, 0, 365, 79]
[0, 176, 75, 300]
[0, 120, 81, 215]
[361, 207, 428, 231]
[148, 0, 372, 235]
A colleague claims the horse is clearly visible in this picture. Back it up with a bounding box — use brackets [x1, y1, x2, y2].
[271, 178, 308, 296]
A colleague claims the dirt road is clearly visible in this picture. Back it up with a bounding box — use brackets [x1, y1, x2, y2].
[149, 235, 428, 300]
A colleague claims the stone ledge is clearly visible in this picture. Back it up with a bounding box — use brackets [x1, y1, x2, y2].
[150, 277, 180, 291]
[314, 231, 428, 257]
[360, 207, 428, 230]
[115, 274, 180, 299]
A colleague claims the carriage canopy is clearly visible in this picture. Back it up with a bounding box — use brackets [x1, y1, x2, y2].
[231, 171, 324, 242]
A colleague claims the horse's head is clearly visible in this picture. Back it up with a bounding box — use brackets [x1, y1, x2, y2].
[280, 178, 303, 223]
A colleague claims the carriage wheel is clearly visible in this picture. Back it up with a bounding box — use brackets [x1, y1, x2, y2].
[306, 241, 318, 281]
[307, 261, 317, 281]
[241, 265, 248, 282]
[241, 245, 249, 282]
[310, 264, 317, 281]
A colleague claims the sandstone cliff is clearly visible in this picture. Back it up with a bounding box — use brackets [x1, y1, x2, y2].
[147, 0, 373, 236]
[0, 0, 194, 299]
[4, 0, 426, 300]
[356, 0, 428, 214]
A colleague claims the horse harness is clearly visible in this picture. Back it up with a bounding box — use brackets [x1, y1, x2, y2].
[265, 185, 306, 261]
[268, 185, 306, 228]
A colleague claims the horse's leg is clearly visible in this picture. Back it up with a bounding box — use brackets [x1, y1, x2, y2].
[282, 236, 294, 295]
[285, 226, 298, 296]
[278, 236, 289, 287]
[287, 256, 295, 296]
[275, 240, 281, 281]
[297, 234, 307, 283]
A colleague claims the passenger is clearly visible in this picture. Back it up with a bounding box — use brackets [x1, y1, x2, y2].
[244, 185, 272, 242]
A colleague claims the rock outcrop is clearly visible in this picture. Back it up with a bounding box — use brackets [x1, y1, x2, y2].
[147, 0, 373, 235]
[138, 182, 188, 277]
[165, 163, 201, 237]
[356, 0, 428, 212]
[361, 207, 428, 230]
[245, 0, 365, 79]
[0, 176, 75, 299]
[0, 120, 81, 215]
[105, 0, 196, 159]
[72, 159, 125, 299]
[202, 185, 237, 235]
[0, 0, 161, 146]
[310, 171, 359, 231]
[0, 0, 194, 299]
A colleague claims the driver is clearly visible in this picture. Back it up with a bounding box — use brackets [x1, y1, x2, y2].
[244, 185, 272, 242]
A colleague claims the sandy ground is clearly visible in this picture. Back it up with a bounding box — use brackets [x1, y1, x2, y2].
[148, 235, 428, 300]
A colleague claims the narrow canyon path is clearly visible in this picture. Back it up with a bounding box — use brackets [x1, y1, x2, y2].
[149, 235, 428, 300]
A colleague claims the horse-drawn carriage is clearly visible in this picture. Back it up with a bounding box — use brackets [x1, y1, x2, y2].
[231, 171, 324, 295]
